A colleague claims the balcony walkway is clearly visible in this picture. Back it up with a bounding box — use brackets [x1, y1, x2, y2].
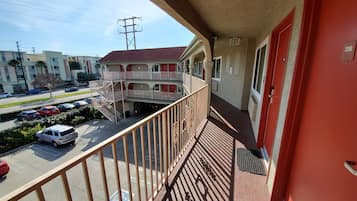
[155, 94, 269, 201]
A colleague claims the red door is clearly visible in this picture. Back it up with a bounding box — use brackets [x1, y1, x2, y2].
[261, 12, 293, 157]
[285, 0, 357, 200]
[169, 64, 176, 72]
[160, 64, 168, 72]
[169, 85, 177, 92]
[161, 84, 168, 92]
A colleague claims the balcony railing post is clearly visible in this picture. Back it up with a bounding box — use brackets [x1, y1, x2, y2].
[132, 130, 142, 201]
[140, 125, 148, 200]
[162, 111, 168, 182]
[123, 136, 133, 201]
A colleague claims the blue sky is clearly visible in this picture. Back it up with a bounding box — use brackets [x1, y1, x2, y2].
[0, 0, 194, 57]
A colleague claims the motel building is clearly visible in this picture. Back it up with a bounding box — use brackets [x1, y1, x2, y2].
[2, 0, 356, 201]
[89, 47, 186, 123]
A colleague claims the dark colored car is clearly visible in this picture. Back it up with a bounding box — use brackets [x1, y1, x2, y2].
[37, 106, 61, 116]
[0, 159, 10, 177]
[83, 97, 96, 104]
[17, 110, 41, 121]
[73, 100, 88, 108]
[57, 103, 75, 112]
[64, 87, 79, 92]
[26, 88, 42, 95]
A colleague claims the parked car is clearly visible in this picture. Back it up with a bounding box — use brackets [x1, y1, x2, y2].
[37, 106, 60, 116]
[73, 100, 88, 108]
[0, 92, 12, 99]
[57, 103, 75, 112]
[64, 87, 79, 92]
[17, 110, 41, 121]
[26, 88, 42, 95]
[36, 125, 78, 147]
[0, 159, 10, 177]
[83, 97, 96, 104]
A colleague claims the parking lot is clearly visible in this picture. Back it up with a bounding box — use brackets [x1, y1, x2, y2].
[0, 117, 153, 200]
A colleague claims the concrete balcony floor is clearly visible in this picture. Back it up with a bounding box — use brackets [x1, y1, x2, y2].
[155, 94, 269, 201]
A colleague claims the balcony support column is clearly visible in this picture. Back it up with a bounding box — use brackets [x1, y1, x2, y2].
[120, 80, 126, 119]
[203, 60, 213, 117]
[189, 57, 194, 93]
[112, 81, 118, 124]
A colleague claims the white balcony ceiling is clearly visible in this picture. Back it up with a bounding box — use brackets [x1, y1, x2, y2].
[187, 0, 289, 38]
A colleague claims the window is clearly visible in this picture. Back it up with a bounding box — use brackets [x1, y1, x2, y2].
[212, 57, 222, 80]
[152, 64, 160, 72]
[1, 52, 5, 62]
[252, 45, 267, 94]
[4, 67, 10, 81]
[194, 62, 203, 75]
[185, 60, 190, 73]
[153, 84, 160, 91]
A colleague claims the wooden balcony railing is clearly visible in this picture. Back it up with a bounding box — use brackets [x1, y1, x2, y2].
[127, 90, 182, 101]
[1, 85, 209, 201]
[103, 71, 125, 80]
[126, 71, 182, 81]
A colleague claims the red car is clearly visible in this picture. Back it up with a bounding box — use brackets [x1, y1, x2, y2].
[0, 159, 10, 177]
[37, 106, 60, 117]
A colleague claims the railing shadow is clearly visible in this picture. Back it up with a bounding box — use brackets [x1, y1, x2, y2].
[161, 118, 236, 201]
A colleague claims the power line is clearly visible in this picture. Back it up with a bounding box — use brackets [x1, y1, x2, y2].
[118, 16, 142, 50]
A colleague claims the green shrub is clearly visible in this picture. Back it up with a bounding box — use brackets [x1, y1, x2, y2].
[0, 123, 44, 154]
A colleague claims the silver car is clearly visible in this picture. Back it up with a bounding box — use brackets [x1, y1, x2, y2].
[36, 125, 78, 147]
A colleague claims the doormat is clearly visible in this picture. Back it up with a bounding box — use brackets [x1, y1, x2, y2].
[237, 148, 266, 176]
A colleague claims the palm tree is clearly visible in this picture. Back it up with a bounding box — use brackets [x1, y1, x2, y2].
[35, 61, 48, 75]
[8, 59, 29, 91]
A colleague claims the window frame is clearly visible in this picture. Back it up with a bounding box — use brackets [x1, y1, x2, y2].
[212, 56, 222, 81]
[251, 38, 269, 100]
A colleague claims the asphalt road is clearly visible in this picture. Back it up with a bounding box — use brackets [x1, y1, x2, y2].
[0, 117, 159, 201]
[0, 88, 90, 105]
[0, 88, 98, 115]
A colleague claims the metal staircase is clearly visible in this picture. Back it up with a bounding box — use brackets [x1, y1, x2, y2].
[89, 79, 125, 124]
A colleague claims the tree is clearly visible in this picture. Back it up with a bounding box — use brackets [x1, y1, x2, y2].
[35, 61, 48, 74]
[32, 73, 63, 99]
[8, 59, 29, 91]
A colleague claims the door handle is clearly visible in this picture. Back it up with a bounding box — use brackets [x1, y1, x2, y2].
[268, 86, 275, 103]
[344, 160, 357, 176]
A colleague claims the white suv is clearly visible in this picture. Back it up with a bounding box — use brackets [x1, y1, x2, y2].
[36, 125, 78, 147]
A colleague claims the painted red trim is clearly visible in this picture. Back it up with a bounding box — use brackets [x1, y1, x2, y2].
[270, 0, 321, 200]
[257, 10, 295, 148]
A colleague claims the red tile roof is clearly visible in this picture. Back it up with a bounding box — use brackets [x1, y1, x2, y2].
[100, 47, 186, 63]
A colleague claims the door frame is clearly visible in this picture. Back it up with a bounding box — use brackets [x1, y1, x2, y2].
[270, 0, 321, 200]
[257, 9, 295, 150]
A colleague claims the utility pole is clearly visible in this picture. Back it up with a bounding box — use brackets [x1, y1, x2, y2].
[16, 41, 29, 91]
[118, 16, 142, 50]
[32, 47, 35, 54]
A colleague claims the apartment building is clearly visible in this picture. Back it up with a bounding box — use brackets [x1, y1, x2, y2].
[90, 47, 185, 123]
[2, 0, 356, 201]
[0, 50, 102, 93]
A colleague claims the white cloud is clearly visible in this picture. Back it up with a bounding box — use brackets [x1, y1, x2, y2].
[0, 0, 167, 37]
